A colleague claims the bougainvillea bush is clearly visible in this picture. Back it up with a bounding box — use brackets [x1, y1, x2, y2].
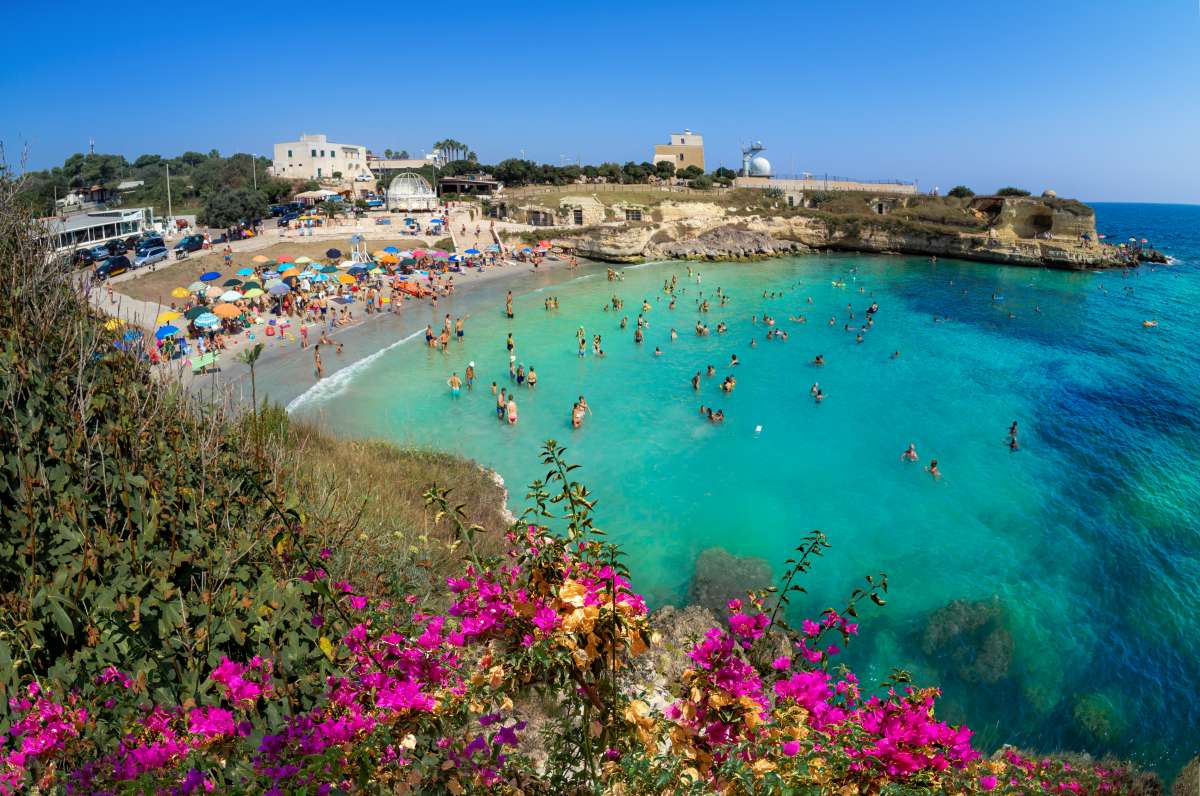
[0, 440, 1152, 795]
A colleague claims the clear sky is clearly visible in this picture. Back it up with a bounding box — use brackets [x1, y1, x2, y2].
[2, 0, 1197, 203]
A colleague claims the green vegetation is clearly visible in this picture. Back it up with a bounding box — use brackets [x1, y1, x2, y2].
[948, 185, 976, 198]
[198, 187, 268, 229]
[996, 186, 1031, 197]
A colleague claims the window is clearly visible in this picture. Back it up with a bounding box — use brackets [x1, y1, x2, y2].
[680, 138, 686, 145]
[678, 154, 684, 161]
[311, 149, 316, 157]
[317, 168, 322, 178]
[288, 149, 293, 158]
[321, 150, 326, 157]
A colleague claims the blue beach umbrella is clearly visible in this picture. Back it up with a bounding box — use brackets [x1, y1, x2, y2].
[383, 246, 399, 254]
[465, 248, 480, 255]
[155, 324, 180, 340]
[194, 313, 220, 328]
[122, 329, 143, 342]
[199, 271, 221, 282]
[520, 247, 532, 253]
[236, 267, 254, 277]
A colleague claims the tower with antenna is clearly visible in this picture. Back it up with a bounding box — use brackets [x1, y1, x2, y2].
[88, 138, 95, 156]
[740, 141, 772, 177]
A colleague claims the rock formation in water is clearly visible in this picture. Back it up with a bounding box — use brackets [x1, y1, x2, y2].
[922, 597, 1014, 684]
[686, 546, 774, 618]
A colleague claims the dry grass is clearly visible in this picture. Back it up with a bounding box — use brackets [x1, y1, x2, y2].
[264, 416, 513, 600]
[116, 236, 440, 304]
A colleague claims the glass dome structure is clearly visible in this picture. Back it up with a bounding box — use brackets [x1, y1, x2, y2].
[385, 172, 437, 211]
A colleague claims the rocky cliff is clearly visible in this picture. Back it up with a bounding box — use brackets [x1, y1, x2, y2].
[541, 197, 1135, 270]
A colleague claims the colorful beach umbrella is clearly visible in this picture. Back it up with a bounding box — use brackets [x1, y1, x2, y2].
[264, 277, 283, 288]
[104, 318, 124, 331]
[219, 290, 242, 302]
[242, 288, 265, 298]
[236, 267, 255, 276]
[187, 281, 208, 293]
[400, 258, 417, 266]
[432, 251, 449, 258]
[155, 310, 181, 325]
[212, 303, 240, 318]
[464, 248, 480, 255]
[281, 267, 300, 277]
[222, 278, 242, 287]
[183, 306, 208, 320]
[487, 243, 500, 252]
[412, 249, 427, 257]
[252, 255, 270, 264]
[379, 254, 399, 264]
[199, 271, 221, 282]
[170, 287, 190, 299]
[336, 273, 355, 284]
[241, 281, 262, 291]
[397, 250, 413, 258]
[320, 265, 339, 274]
[383, 246, 399, 254]
[537, 240, 551, 247]
[520, 248, 532, 253]
[194, 313, 220, 328]
[277, 255, 293, 263]
[310, 273, 328, 282]
[155, 325, 179, 340]
[295, 256, 312, 265]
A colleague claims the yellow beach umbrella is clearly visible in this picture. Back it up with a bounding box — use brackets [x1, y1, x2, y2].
[252, 255, 269, 264]
[156, 310, 182, 325]
[170, 287, 190, 299]
[280, 267, 300, 277]
[104, 318, 124, 331]
[336, 273, 355, 284]
[212, 303, 241, 318]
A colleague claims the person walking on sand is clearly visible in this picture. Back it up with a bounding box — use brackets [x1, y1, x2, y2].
[313, 345, 324, 380]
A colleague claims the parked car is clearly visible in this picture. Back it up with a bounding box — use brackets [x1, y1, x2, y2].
[124, 234, 142, 249]
[174, 234, 205, 253]
[73, 249, 95, 266]
[276, 211, 300, 227]
[106, 239, 128, 256]
[88, 244, 111, 261]
[94, 255, 131, 280]
[136, 236, 165, 255]
[134, 246, 168, 268]
[269, 203, 289, 217]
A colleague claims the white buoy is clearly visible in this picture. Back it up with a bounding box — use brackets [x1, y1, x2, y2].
[754, 424, 763, 433]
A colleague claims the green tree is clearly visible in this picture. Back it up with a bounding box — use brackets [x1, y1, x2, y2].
[398, 150, 410, 159]
[948, 185, 975, 198]
[677, 165, 704, 181]
[655, 160, 676, 180]
[690, 175, 714, 189]
[711, 167, 737, 182]
[996, 186, 1030, 197]
[259, 178, 293, 203]
[383, 149, 395, 159]
[198, 187, 267, 229]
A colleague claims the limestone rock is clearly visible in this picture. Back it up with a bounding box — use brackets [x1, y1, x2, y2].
[687, 547, 774, 617]
[1173, 755, 1199, 796]
[649, 225, 808, 261]
[922, 597, 1014, 684]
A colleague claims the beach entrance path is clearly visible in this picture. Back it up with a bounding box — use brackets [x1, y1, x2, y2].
[449, 208, 499, 254]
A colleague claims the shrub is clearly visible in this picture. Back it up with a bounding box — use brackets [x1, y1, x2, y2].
[949, 185, 976, 198]
[996, 186, 1031, 197]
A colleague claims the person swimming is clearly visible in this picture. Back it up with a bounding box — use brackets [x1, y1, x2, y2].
[925, 459, 941, 479]
[814, 388, 824, 403]
[706, 364, 716, 377]
[691, 371, 701, 390]
[813, 354, 825, 366]
[901, 443, 918, 462]
[730, 354, 739, 366]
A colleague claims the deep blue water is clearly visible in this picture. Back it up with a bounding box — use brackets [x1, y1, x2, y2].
[273, 202, 1200, 779]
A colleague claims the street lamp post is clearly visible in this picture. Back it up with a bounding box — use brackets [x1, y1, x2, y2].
[252, 155, 258, 191]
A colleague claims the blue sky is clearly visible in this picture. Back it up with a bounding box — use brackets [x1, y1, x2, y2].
[2, 0, 1197, 202]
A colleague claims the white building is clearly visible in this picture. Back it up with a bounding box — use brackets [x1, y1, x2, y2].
[43, 208, 155, 252]
[271, 134, 369, 181]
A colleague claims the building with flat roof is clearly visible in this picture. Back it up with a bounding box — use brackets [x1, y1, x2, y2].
[42, 207, 154, 252]
[271, 134, 369, 181]
[653, 129, 705, 172]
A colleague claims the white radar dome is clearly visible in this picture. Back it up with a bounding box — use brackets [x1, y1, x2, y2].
[749, 156, 772, 177]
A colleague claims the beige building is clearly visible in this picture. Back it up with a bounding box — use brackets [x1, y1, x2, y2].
[653, 130, 705, 172]
[271, 134, 370, 181]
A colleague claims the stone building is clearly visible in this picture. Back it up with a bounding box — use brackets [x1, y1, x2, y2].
[653, 130, 705, 172]
[271, 134, 369, 181]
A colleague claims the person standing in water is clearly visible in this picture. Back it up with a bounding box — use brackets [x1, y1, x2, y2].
[505, 291, 514, 318]
[506, 395, 518, 425]
[925, 459, 941, 479]
[313, 345, 324, 379]
[464, 362, 476, 390]
[527, 366, 538, 388]
[447, 372, 462, 397]
[496, 387, 508, 420]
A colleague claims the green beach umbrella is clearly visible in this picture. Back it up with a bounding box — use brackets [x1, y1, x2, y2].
[222, 278, 242, 287]
[320, 265, 339, 274]
[183, 306, 208, 320]
[241, 281, 262, 291]
[400, 258, 417, 266]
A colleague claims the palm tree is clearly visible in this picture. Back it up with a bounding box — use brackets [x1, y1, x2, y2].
[237, 342, 266, 455]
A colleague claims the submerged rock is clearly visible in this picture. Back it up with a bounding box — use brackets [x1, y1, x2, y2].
[687, 547, 774, 617]
[1072, 692, 1128, 746]
[1173, 755, 1199, 796]
[921, 597, 1014, 684]
[649, 225, 809, 261]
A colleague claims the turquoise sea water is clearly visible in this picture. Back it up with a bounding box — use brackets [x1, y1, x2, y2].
[275, 203, 1200, 776]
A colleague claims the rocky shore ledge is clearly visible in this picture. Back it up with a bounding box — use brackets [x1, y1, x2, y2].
[528, 194, 1159, 270]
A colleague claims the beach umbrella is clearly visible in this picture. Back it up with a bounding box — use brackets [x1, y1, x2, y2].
[412, 249, 427, 257]
[122, 329, 143, 342]
[241, 281, 262, 291]
[281, 267, 300, 277]
[155, 310, 181, 325]
[236, 267, 254, 276]
[369, 267, 383, 275]
[277, 255, 293, 263]
[538, 240, 551, 247]
[520, 247, 532, 253]
[326, 248, 342, 259]
[464, 248, 480, 255]
[348, 265, 368, 275]
[449, 255, 460, 262]
[194, 313, 220, 328]
[252, 255, 270, 264]
[400, 258, 417, 266]
[170, 287, 190, 299]
[1141, 238, 1149, 244]
[336, 273, 355, 284]
[219, 290, 242, 302]
[268, 283, 291, 296]
[199, 271, 221, 282]
[264, 277, 283, 288]
[155, 324, 179, 340]
[383, 246, 399, 254]
[222, 278, 242, 287]
[242, 288, 265, 298]
[295, 256, 312, 265]
[310, 273, 328, 282]
[487, 243, 500, 252]
[379, 254, 399, 264]
[320, 265, 339, 273]
[184, 306, 208, 320]
[432, 251, 449, 258]
[398, 250, 413, 258]
[187, 281, 208, 293]
[212, 303, 240, 318]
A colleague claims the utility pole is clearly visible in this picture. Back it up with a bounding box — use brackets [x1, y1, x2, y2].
[252, 154, 258, 190]
[165, 162, 173, 223]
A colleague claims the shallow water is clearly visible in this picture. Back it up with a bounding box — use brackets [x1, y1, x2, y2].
[277, 203, 1200, 776]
